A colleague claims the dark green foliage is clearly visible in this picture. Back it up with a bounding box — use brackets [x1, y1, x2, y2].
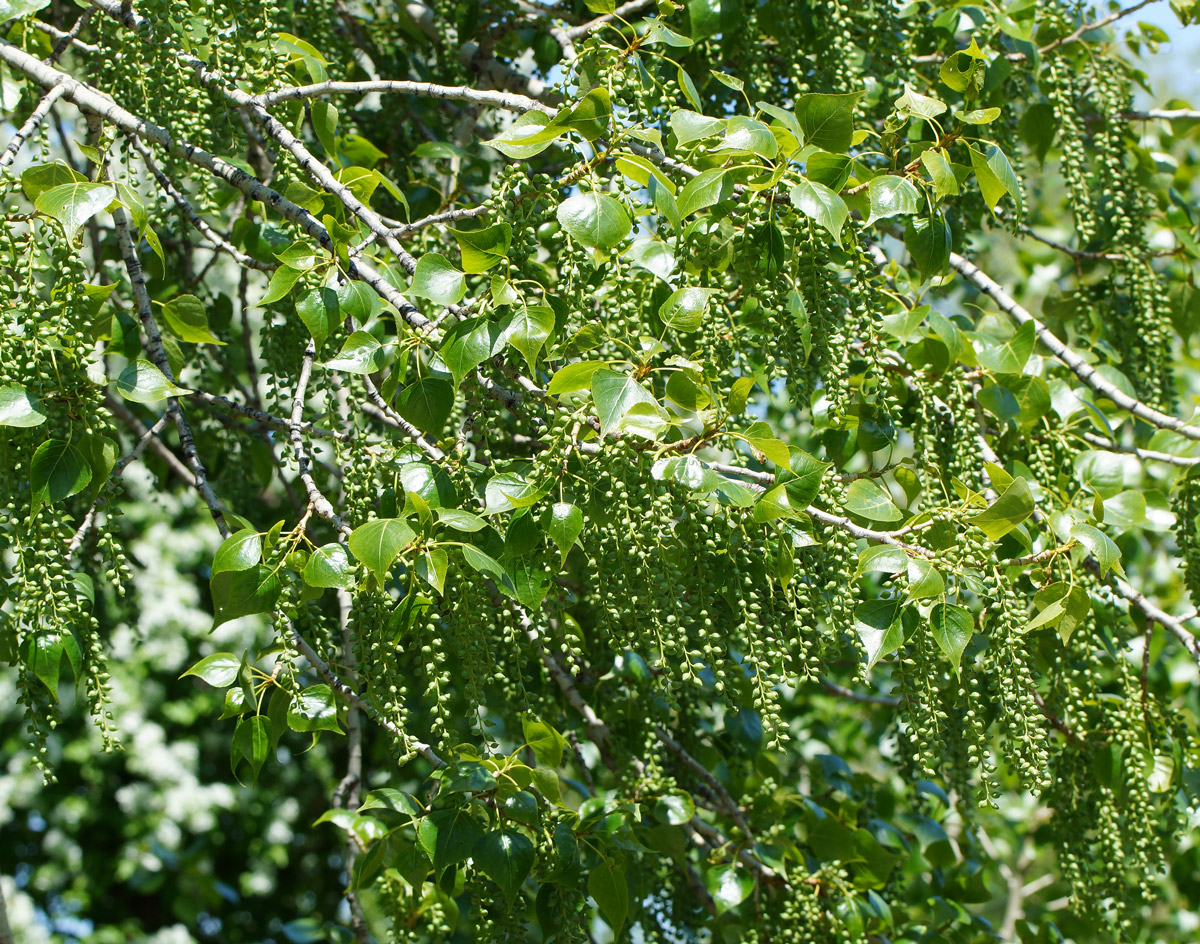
[4, 0, 1200, 942]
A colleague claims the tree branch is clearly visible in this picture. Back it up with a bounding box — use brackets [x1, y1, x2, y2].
[112, 198, 230, 537]
[0, 82, 67, 167]
[290, 626, 446, 768]
[947, 249, 1200, 442]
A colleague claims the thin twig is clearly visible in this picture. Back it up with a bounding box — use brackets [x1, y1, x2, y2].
[68, 410, 172, 556]
[0, 82, 67, 167]
[290, 627, 445, 768]
[947, 249, 1200, 443]
[288, 343, 351, 534]
[129, 135, 276, 271]
[112, 199, 230, 537]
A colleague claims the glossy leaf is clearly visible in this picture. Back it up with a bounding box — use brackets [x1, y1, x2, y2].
[35, 182, 114, 242]
[212, 529, 262, 576]
[474, 830, 534, 904]
[789, 179, 848, 247]
[449, 222, 513, 273]
[114, 359, 190, 403]
[303, 544, 355, 589]
[0, 384, 47, 427]
[409, 253, 466, 305]
[324, 331, 385, 374]
[658, 286, 719, 332]
[591, 368, 658, 438]
[844, 479, 903, 522]
[211, 566, 282, 628]
[969, 477, 1034, 540]
[929, 603, 974, 671]
[556, 192, 630, 251]
[31, 440, 91, 507]
[348, 518, 416, 582]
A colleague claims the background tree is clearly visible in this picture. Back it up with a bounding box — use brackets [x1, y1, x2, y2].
[2, 0, 1200, 941]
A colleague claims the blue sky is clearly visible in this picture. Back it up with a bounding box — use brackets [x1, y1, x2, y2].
[1130, 1, 1200, 102]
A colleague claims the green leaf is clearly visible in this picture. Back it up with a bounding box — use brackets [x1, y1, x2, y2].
[288, 684, 341, 732]
[985, 144, 1022, 213]
[303, 544, 355, 589]
[435, 508, 486, 532]
[410, 253, 466, 305]
[212, 529, 262, 576]
[743, 421, 790, 467]
[588, 862, 628, 937]
[348, 518, 416, 582]
[969, 145, 1006, 210]
[0, 384, 47, 427]
[670, 109, 725, 146]
[1071, 523, 1125, 578]
[591, 368, 658, 438]
[420, 807, 486, 871]
[182, 651, 242, 687]
[905, 558, 945, 601]
[795, 92, 861, 152]
[499, 304, 555, 374]
[461, 543, 507, 581]
[789, 179, 848, 247]
[233, 715, 271, 783]
[484, 473, 544, 514]
[397, 377, 454, 437]
[1075, 450, 1126, 499]
[969, 477, 1034, 540]
[805, 150, 854, 191]
[856, 543, 908, 577]
[473, 830, 534, 904]
[324, 331, 385, 374]
[778, 448, 832, 508]
[541, 502, 583, 567]
[295, 286, 340, 349]
[557, 192, 631, 251]
[548, 360, 606, 395]
[522, 715, 568, 766]
[714, 116, 778, 159]
[31, 439, 92, 507]
[752, 484, 796, 523]
[114, 359, 190, 403]
[705, 864, 753, 915]
[658, 286, 719, 332]
[35, 182, 115, 242]
[677, 168, 731, 218]
[956, 107, 1002, 125]
[866, 176, 921, 225]
[895, 85, 947, 120]
[920, 149, 960, 197]
[940, 48, 986, 94]
[258, 265, 305, 307]
[654, 792, 695, 825]
[449, 222, 513, 273]
[484, 112, 560, 159]
[904, 216, 952, 279]
[642, 19, 693, 46]
[415, 547, 448, 594]
[929, 603, 974, 672]
[554, 87, 612, 142]
[211, 566, 282, 628]
[162, 295, 223, 345]
[844, 479, 903, 522]
[21, 633, 68, 700]
[441, 317, 503, 388]
[854, 599, 904, 670]
[312, 100, 338, 158]
[977, 322, 1035, 373]
[21, 161, 87, 202]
